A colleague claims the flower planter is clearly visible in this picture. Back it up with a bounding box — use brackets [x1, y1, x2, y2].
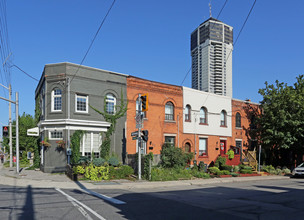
[219, 175, 232, 178]
[239, 173, 261, 177]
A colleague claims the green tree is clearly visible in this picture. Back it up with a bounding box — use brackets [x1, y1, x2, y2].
[2, 113, 38, 161]
[90, 90, 128, 158]
[257, 75, 304, 166]
[160, 143, 194, 169]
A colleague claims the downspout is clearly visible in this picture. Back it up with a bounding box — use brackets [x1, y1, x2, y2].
[177, 114, 179, 148]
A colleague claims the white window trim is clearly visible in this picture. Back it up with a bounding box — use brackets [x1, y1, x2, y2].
[106, 94, 116, 115]
[51, 89, 62, 112]
[49, 130, 63, 140]
[75, 94, 89, 113]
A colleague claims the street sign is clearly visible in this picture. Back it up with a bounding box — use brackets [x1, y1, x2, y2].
[131, 131, 139, 137]
[132, 137, 137, 140]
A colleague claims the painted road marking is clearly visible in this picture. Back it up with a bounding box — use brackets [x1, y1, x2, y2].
[55, 188, 106, 220]
[79, 188, 126, 205]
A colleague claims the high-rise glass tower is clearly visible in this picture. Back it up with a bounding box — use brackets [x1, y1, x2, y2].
[191, 17, 233, 97]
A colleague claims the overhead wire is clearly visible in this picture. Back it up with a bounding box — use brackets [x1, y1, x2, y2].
[68, 0, 117, 85]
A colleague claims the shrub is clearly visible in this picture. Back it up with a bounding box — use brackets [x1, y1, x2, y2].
[230, 172, 240, 177]
[208, 167, 220, 174]
[78, 156, 90, 165]
[233, 165, 240, 173]
[198, 161, 207, 172]
[93, 158, 106, 167]
[144, 153, 154, 180]
[240, 169, 253, 174]
[214, 156, 226, 169]
[275, 168, 283, 175]
[84, 164, 109, 181]
[191, 170, 210, 179]
[216, 170, 230, 175]
[227, 149, 234, 160]
[73, 165, 85, 175]
[262, 165, 275, 173]
[108, 157, 119, 167]
[239, 165, 252, 171]
[109, 165, 134, 179]
[221, 165, 233, 171]
[151, 167, 193, 181]
[160, 143, 194, 169]
[282, 168, 291, 174]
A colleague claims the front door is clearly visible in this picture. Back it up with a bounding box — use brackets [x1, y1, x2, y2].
[220, 140, 226, 156]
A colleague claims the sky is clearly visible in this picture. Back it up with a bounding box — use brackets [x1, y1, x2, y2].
[1, 0, 304, 136]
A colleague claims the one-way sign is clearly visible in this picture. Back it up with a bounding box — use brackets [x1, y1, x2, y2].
[131, 131, 139, 137]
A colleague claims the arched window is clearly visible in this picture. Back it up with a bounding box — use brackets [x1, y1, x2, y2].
[52, 88, 62, 111]
[236, 112, 241, 128]
[136, 97, 146, 118]
[220, 110, 227, 127]
[200, 107, 207, 124]
[185, 105, 191, 122]
[106, 93, 116, 114]
[165, 102, 174, 121]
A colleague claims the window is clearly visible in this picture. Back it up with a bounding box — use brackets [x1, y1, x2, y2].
[199, 138, 207, 156]
[220, 110, 227, 127]
[106, 93, 116, 115]
[76, 94, 88, 113]
[236, 112, 241, 128]
[165, 136, 175, 146]
[185, 105, 191, 122]
[52, 89, 62, 111]
[165, 102, 174, 121]
[200, 107, 207, 124]
[49, 131, 63, 140]
[235, 140, 242, 155]
[80, 132, 102, 159]
[136, 98, 146, 118]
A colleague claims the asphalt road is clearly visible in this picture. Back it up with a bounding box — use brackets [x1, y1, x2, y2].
[1, 178, 304, 220]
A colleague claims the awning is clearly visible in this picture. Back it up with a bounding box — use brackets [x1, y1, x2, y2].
[27, 127, 39, 136]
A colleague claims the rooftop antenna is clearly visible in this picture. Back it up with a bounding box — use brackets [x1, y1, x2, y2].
[209, 0, 212, 18]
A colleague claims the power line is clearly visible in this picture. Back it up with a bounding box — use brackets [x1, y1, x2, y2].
[10, 64, 39, 81]
[234, 0, 256, 47]
[69, 0, 117, 85]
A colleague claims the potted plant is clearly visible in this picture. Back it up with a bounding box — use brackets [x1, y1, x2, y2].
[40, 137, 51, 147]
[56, 140, 65, 148]
[227, 149, 234, 160]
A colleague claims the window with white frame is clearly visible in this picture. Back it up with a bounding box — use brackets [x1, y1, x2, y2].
[106, 93, 116, 115]
[80, 132, 102, 159]
[199, 138, 207, 156]
[49, 131, 63, 140]
[200, 107, 207, 124]
[52, 89, 62, 111]
[76, 94, 88, 113]
[185, 105, 191, 122]
[165, 102, 174, 121]
[220, 110, 227, 127]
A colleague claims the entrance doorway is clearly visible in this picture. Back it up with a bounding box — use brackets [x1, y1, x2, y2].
[220, 140, 226, 156]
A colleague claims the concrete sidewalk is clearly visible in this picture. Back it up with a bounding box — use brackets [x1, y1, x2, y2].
[0, 162, 290, 190]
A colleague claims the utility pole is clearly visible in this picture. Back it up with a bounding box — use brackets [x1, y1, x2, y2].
[138, 94, 142, 180]
[0, 91, 19, 173]
[15, 92, 19, 173]
[0, 83, 13, 167]
[9, 84, 12, 168]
